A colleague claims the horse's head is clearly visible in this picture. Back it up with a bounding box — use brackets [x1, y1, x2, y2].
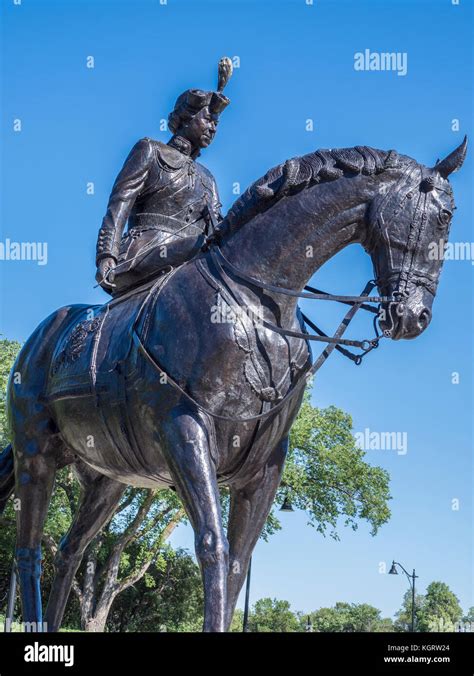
[366, 138, 467, 340]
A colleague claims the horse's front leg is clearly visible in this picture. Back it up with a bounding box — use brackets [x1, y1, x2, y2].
[161, 405, 228, 632]
[225, 437, 288, 631]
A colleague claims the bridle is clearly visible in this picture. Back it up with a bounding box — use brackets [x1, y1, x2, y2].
[365, 165, 444, 337]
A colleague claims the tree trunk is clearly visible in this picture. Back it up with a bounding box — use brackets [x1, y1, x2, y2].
[79, 510, 184, 631]
[83, 606, 112, 633]
[81, 580, 118, 632]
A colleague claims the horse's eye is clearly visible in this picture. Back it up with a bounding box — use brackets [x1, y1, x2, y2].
[438, 209, 452, 227]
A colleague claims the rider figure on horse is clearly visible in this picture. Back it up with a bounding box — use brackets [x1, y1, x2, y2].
[95, 58, 233, 295]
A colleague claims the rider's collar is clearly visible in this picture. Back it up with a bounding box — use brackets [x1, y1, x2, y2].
[168, 135, 194, 157]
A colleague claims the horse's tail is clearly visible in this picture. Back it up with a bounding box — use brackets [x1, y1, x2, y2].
[0, 444, 15, 514]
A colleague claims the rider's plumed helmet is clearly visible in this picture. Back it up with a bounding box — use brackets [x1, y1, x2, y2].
[168, 57, 233, 134]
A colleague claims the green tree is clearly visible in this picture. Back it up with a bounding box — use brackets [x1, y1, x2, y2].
[307, 604, 348, 632]
[417, 582, 463, 632]
[462, 606, 474, 623]
[281, 395, 391, 539]
[247, 597, 300, 632]
[376, 616, 396, 632]
[0, 337, 21, 447]
[394, 582, 463, 633]
[106, 547, 204, 632]
[229, 608, 244, 632]
[461, 606, 474, 632]
[53, 487, 185, 632]
[307, 601, 393, 632]
[349, 602, 391, 632]
[393, 589, 425, 632]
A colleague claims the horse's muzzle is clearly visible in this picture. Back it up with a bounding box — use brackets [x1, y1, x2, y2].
[379, 286, 433, 340]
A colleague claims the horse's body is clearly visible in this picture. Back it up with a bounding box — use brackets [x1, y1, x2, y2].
[1, 141, 466, 632]
[45, 254, 309, 490]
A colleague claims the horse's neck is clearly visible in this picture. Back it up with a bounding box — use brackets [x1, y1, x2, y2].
[221, 173, 380, 321]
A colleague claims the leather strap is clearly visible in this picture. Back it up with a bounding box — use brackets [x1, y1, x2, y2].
[210, 248, 373, 350]
[211, 246, 392, 304]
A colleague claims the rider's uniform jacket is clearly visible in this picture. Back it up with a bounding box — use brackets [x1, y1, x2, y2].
[96, 135, 222, 266]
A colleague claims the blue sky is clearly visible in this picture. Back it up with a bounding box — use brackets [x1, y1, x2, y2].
[1, 0, 472, 621]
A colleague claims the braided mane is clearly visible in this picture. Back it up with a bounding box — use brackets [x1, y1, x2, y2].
[222, 146, 398, 234]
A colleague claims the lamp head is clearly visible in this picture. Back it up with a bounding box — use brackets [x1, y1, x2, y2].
[280, 493, 294, 512]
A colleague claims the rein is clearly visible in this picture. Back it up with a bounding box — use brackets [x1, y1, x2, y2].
[211, 245, 393, 305]
[210, 245, 385, 361]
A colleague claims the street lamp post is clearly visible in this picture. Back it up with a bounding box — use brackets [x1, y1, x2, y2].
[242, 490, 294, 632]
[389, 560, 418, 632]
[242, 557, 252, 633]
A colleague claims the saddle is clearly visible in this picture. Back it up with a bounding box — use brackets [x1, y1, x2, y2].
[47, 269, 175, 402]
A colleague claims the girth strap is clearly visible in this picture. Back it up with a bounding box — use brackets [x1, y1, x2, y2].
[131, 329, 310, 423]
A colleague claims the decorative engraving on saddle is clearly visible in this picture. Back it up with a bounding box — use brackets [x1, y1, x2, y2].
[218, 291, 282, 403]
[52, 316, 102, 375]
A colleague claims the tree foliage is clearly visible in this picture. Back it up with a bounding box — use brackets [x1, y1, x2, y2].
[417, 582, 463, 632]
[462, 606, 474, 623]
[0, 336, 21, 447]
[247, 597, 301, 633]
[394, 582, 463, 632]
[282, 394, 391, 538]
[306, 601, 393, 632]
[106, 547, 203, 632]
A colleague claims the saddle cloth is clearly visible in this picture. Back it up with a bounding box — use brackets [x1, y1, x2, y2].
[47, 271, 173, 402]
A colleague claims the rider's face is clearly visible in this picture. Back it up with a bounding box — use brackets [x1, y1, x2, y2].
[181, 107, 218, 149]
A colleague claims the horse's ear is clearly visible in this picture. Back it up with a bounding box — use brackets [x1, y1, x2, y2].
[433, 136, 468, 178]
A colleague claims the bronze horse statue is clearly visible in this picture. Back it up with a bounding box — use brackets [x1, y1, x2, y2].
[0, 139, 467, 632]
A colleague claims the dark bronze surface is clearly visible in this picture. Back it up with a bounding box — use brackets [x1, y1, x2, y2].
[95, 57, 232, 295]
[0, 58, 467, 631]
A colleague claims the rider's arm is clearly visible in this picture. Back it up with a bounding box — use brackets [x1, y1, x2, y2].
[96, 138, 153, 265]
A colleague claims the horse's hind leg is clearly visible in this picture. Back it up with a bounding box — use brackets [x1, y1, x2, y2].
[161, 405, 228, 632]
[7, 304, 81, 631]
[45, 461, 125, 632]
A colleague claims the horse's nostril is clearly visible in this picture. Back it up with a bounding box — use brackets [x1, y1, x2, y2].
[395, 302, 405, 318]
[418, 308, 431, 330]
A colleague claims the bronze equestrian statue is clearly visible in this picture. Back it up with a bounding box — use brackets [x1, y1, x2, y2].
[0, 57, 467, 631]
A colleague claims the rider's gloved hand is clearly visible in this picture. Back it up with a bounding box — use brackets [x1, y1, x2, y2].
[96, 256, 117, 290]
